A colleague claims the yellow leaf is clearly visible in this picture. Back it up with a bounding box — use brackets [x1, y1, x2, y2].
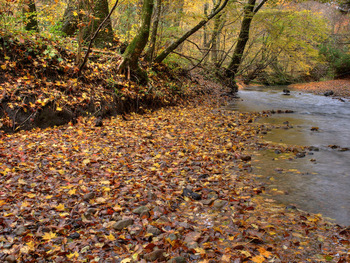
[55, 203, 65, 211]
[18, 179, 27, 185]
[67, 251, 79, 259]
[121, 259, 131, 263]
[258, 247, 272, 258]
[59, 212, 69, 217]
[240, 250, 251, 257]
[106, 233, 116, 241]
[68, 189, 76, 195]
[83, 159, 90, 165]
[42, 231, 57, 241]
[252, 255, 266, 263]
[27, 193, 36, 198]
[26, 240, 35, 250]
[1, 64, 6, 70]
[0, 200, 6, 206]
[73, 11, 78, 16]
[194, 247, 206, 254]
[56, 106, 62, 111]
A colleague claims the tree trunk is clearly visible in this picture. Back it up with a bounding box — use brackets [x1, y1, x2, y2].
[211, 12, 225, 64]
[61, 0, 114, 48]
[203, 3, 209, 48]
[85, 0, 114, 48]
[225, 0, 267, 79]
[117, 0, 154, 84]
[23, 0, 39, 32]
[145, 0, 162, 62]
[61, 0, 81, 36]
[154, 0, 229, 64]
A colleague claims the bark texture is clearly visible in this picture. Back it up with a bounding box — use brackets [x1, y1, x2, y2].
[118, 0, 154, 83]
[145, 0, 162, 62]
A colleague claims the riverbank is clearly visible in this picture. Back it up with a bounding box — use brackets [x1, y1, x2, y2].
[1, 86, 349, 262]
[289, 79, 350, 98]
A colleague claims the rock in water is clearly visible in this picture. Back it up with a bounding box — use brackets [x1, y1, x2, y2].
[282, 89, 290, 95]
[324, 90, 334, 96]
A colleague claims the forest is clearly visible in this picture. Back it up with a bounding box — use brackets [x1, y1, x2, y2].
[1, 0, 350, 262]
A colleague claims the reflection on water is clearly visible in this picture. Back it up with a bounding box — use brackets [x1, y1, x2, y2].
[228, 86, 350, 226]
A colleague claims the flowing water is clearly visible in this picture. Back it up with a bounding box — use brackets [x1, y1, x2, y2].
[228, 86, 350, 226]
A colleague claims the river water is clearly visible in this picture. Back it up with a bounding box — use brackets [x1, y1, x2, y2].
[228, 86, 350, 226]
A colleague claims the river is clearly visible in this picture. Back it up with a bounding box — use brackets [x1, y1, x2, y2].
[228, 86, 350, 226]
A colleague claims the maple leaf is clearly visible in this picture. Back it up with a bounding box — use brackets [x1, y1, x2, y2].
[42, 231, 57, 241]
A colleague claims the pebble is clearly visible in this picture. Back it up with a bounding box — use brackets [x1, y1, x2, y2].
[144, 249, 166, 262]
[83, 192, 95, 201]
[132, 206, 149, 215]
[213, 199, 228, 209]
[14, 226, 26, 236]
[5, 255, 16, 263]
[168, 256, 187, 263]
[113, 218, 134, 230]
[147, 225, 162, 236]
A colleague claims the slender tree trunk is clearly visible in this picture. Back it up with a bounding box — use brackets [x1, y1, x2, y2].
[117, 0, 154, 83]
[203, 3, 209, 47]
[23, 0, 39, 32]
[145, 0, 162, 62]
[225, 0, 267, 79]
[211, 12, 225, 64]
[154, 0, 230, 64]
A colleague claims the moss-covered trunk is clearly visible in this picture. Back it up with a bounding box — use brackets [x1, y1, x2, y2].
[225, 0, 256, 79]
[118, 0, 154, 83]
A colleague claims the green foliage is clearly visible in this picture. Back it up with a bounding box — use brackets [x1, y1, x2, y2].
[319, 43, 350, 78]
[241, 9, 330, 84]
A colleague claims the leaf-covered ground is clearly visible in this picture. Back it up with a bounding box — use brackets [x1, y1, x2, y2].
[1, 91, 349, 262]
[1, 30, 350, 263]
[289, 79, 350, 99]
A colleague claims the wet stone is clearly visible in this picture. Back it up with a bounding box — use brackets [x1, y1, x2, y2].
[147, 225, 162, 236]
[168, 256, 187, 263]
[14, 226, 26, 236]
[213, 199, 228, 209]
[182, 188, 201, 200]
[144, 249, 167, 262]
[68, 232, 80, 239]
[83, 192, 95, 201]
[113, 218, 134, 230]
[207, 192, 218, 200]
[5, 255, 16, 263]
[132, 206, 149, 215]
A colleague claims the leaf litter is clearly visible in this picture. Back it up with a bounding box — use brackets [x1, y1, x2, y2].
[1, 91, 349, 262]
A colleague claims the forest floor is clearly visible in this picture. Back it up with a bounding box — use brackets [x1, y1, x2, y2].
[1, 32, 350, 262]
[289, 79, 350, 99]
